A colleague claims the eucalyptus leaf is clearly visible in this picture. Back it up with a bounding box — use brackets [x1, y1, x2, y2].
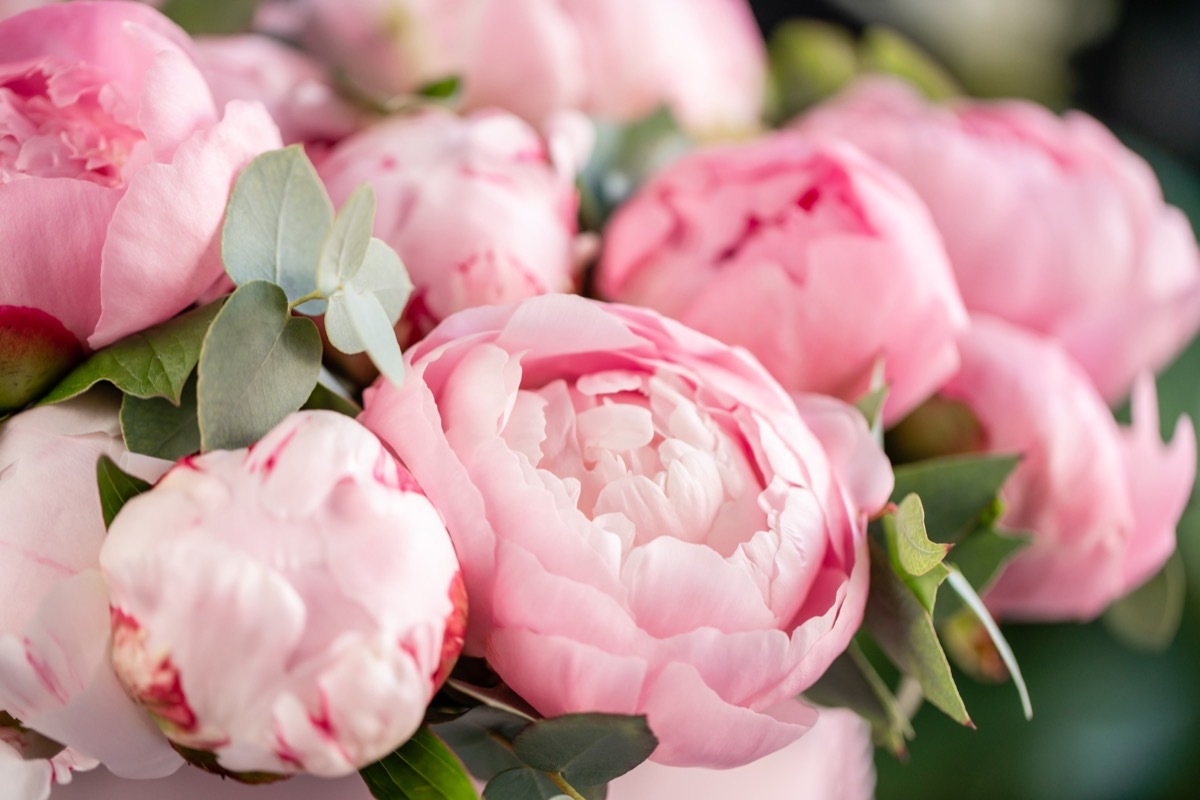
[804, 641, 913, 755]
[891, 454, 1020, 543]
[1104, 550, 1187, 653]
[316, 183, 376, 296]
[120, 375, 201, 460]
[512, 713, 656, 787]
[96, 455, 151, 529]
[864, 539, 971, 726]
[359, 727, 478, 800]
[222, 146, 334, 304]
[302, 381, 362, 417]
[40, 300, 223, 406]
[196, 282, 322, 452]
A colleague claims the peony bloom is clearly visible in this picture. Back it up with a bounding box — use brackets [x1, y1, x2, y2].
[796, 76, 1200, 402]
[192, 35, 364, 153]
[53, 763, 372, 800]
[0, 2, 280, 410]
[318, 108, 583, 349]
[906, 316, 1195, 621]
[100, 411, 466, 778]
[284, 0, 765, 134]
[0, 396, 180, 780]
[359, 294, 892, 768]
[597, 134, 967, 425]
[610, 707, 875, 799]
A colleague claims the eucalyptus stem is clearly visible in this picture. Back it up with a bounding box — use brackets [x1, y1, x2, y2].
[287, 290, 324, 311]
[547, 771, 587, 800]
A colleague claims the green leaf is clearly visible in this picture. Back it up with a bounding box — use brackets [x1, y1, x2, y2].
[804, 641, 913, 755]
[121, 374, 201, 460]
[864, 539, 971, 726]
[433, 707, 530, 782]
[222, 146, 334, 304]
[766, 19, 860, 124]
[942, 568, 1032, 721]
[302, 380, 362, 417]
[419, 76, 462, 100]
[40, 301, 223, 406]
[96, 455, 151, 529]
[859, 26, 961, 101]
[324, 238, 412, 386]
[936, 527, 1030, 623]
[854, 384, 889, 435]
[511, 714, 656, 787]
[482, 768, 564, 800]
[884, 494, 949, 577]
[196, 282, 322, 452]
[890, 454, 1020, 543]
[1104, 550, 1187, 653]
[316, 183, 376, 297]
[360, 727, 479, 800]
[159, 0, 258, 34]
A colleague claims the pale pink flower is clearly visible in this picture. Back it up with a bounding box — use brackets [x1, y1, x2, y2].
[938, 317, 1195, 620]
[283, 0, 766, 134]
[0, 1, 280, 409]
[100, 412, 466, 778]
[317, 108, 583, 348]
[797, 76, 1200, 402]
[360, 294, 892, 768]
[0, 396, 180, 779]
[598, 133, 967, 424]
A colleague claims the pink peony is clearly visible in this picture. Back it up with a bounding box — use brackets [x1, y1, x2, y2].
[191, 34, 364, 153]
[0, 1, 280, 410]
[0, 396, 180, 779]
[359, 294, 892, 768]
[597, 134, 967, 424]
[285, 0, 766, 134]
[931, 317, 1195, 621]
[99, 411, 466, 778]
[796, 76, 1200, 402]
[610, 707, 874, 799]
[317, 108, 583, 348]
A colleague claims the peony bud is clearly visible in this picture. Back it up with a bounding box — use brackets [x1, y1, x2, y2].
[100, 411, 466, 778]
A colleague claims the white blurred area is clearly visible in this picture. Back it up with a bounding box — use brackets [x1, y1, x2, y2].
[831, 0, 1119, 102]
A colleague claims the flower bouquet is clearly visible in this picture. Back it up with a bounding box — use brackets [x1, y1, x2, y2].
[2, 2, 1197, 799]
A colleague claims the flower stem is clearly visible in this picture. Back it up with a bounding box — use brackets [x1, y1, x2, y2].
[288, 290, 324, 311]
[547, 772, 587, 800]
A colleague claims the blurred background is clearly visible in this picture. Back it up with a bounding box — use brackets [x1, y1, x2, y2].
[748, 1, 1200, 797]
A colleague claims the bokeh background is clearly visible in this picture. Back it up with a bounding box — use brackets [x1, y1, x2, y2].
[748, 2, 1200, 797]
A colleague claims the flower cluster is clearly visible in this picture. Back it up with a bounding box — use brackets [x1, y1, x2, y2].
[1, 2, 1197, 799]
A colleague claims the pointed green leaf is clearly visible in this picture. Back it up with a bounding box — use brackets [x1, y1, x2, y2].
[196, 282, 322, 452]
[316, 183, 376, 296]
[804, 641, 913, 755]
[865, 539, 971, 726]
[936, 527, 1030, 623]
[222, 146, 334, 304]
[942, 568, 1032, 721]
[302, 381, 362, 417]
[512, 714, 656, 787]
[854, 385, 889, 431]
[120, 374, 200, 460]
[360, 727, 478, 800]
[482, 768, 564, 800]
[890, 454, 1020, 543]
[96, 455, 151, 529]
[419, 75, 462, 100]
[40, 300, 223, 406]
[1104, 550, 1187, 653]
[884, 494, 949, 577]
